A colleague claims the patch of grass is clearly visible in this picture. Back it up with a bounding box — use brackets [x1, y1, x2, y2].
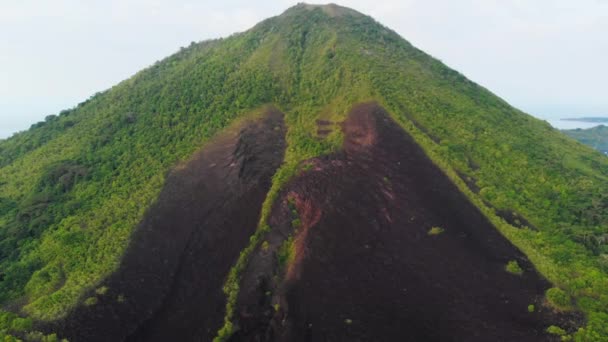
[427, 226, 444, 236]
[505, 260, 524, 276]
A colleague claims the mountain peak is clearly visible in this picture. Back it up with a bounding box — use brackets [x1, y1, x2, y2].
[284, 2, 364, 18]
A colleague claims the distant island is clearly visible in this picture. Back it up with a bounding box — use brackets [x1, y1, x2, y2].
[562, 125, 608, 155]
[561, 117, 608, 123]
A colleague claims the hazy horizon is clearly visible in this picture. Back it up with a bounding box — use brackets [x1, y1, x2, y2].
[1, 0, 607, 138]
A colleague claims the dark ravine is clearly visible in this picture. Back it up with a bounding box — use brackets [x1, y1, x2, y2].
[44, 108, 286, 342]
[230, 103, 582, 341]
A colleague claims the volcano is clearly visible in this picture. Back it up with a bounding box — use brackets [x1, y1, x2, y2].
[1, 3, 607, 341]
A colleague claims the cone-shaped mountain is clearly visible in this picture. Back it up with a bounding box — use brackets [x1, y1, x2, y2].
[0, 3, 606, 341]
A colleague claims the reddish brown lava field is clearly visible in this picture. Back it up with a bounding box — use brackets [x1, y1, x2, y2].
[231, 103, 581, 341]
[46, 108, 286, 341]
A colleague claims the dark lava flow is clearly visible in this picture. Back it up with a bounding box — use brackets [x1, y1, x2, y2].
[48, 108, 286, 342]
[231, 103, 581, 342]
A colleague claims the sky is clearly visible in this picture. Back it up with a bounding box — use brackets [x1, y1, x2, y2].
[1, 0, 607, 138]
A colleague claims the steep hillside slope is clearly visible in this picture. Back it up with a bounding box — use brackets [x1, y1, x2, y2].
[1, 3, 607, 341]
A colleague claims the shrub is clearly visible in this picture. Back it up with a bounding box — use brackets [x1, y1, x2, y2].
[1, 333, 21, 342]
[505, 260, 524, 275]
[546, 287, 570, 310]
[427, 226, 444, 236]
[10, 317, 32, 331]
[527, 304, 535, 313]
[41, 333, 60, 342]
[546, 325, 567, 336]
[261, 241, 270, 252]
[84, 296, 98, 306]
[25, 331, 45, 340]
[95, 286, 108, 295]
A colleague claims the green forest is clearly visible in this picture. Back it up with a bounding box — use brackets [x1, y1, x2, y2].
[1, 4, 607, 341]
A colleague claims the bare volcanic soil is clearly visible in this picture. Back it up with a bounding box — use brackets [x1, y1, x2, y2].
[48, 108, 286, 342]
[232, 103, 580, 341]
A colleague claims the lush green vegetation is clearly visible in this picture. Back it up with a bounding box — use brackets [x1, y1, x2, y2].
[1, 3, 608, 340]
[563, 125, 608, 155]
[546, 287, 572, 310]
